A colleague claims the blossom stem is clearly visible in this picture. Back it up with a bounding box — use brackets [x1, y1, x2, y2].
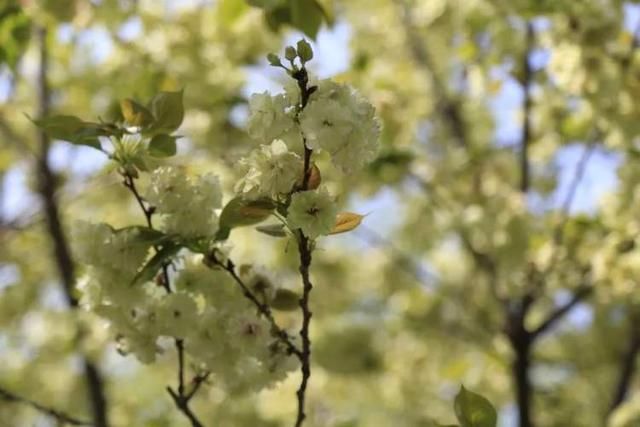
[294, 233, 313, 427]
[121, 171, 206, 427]
[293, 65, 316, 427]
[209, 254, 302, 359]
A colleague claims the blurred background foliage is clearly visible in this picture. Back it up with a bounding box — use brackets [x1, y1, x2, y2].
[4, 0, 640, 426]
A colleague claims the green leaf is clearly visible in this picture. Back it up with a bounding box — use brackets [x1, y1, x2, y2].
[114, 226, 170, 246]
[0, 4, 30, 70]
[148, 90, 184, 134]
[270, 288, 300, 311]
[32, 115, 115, 149]
[256, 223, 287, 237]
[264, 4, 291, 31]
[148, 134, 178, 157]
[296, 39, 313, 62]
[289, 0, 323, 39]
[454, 386, 497, 427]
[219, 197, 276, 231]
[120, 98, 154, 128]
[131, 243, 181, 286]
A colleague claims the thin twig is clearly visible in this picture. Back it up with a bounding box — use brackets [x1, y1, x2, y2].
[294, 230, 313, 427]
[290, 65, 317, 427]
[209, 255, 302, 359]
[530, 285, 592, 339]
[167, 388, 205, 427]
[0, 385, 92, 426]
[121, 172, 205, 427]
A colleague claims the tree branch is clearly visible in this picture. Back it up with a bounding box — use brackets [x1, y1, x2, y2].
[520, 22, 534, 193]
[0, 385, 91, 426]
[608, 309, 640, 416]
[207, 254, 302, 359]
[294, 231, 313, 427]
[510, 22, 536, 427]
[34, 26, 109, 427]
[530, 285, 592, 339]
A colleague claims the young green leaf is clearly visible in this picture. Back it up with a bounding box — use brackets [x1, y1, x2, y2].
[329, 212, 365, 235]
[219, 197, 276, 231]
[290, 0, 323, 39]
[131, 243, 181, 287]
[32, 115, 112, 149]
[454, 386, 497, 427]
[147, 90, 184, 134]
[120, 98, 154, 128]
[148, 134, 178, 157]
[256, 223, 287, 237]
[114, 226, 170, 246]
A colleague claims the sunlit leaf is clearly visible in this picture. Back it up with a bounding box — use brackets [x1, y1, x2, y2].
[454, 386, 497, 427]
[217, 197, 276, 239]
[329, 212, 364, 235]
[147, 90, 184, 134]
[120, 98, 154, 128]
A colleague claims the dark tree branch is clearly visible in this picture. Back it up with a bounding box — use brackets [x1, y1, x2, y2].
[530, 285, 592, 339]
[167, 388, 205, 427]
[294, 231, 313, 427]
[510, 22, 536, 427]
[608, 311, 640, 416]
[520, 22, 534, 193]
[34, 26, 109, 427]
[0, 385, 91, 426]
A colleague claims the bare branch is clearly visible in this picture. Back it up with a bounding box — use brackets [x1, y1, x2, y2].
[530, 285, 592, 339]
[0, 385, 91, 426]
[208, 254, 302, 359]
[34, 26, 109, 427]
[608, 310, 640, 416]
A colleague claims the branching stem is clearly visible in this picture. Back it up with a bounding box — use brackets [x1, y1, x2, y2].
[122, 172, 206, 427]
